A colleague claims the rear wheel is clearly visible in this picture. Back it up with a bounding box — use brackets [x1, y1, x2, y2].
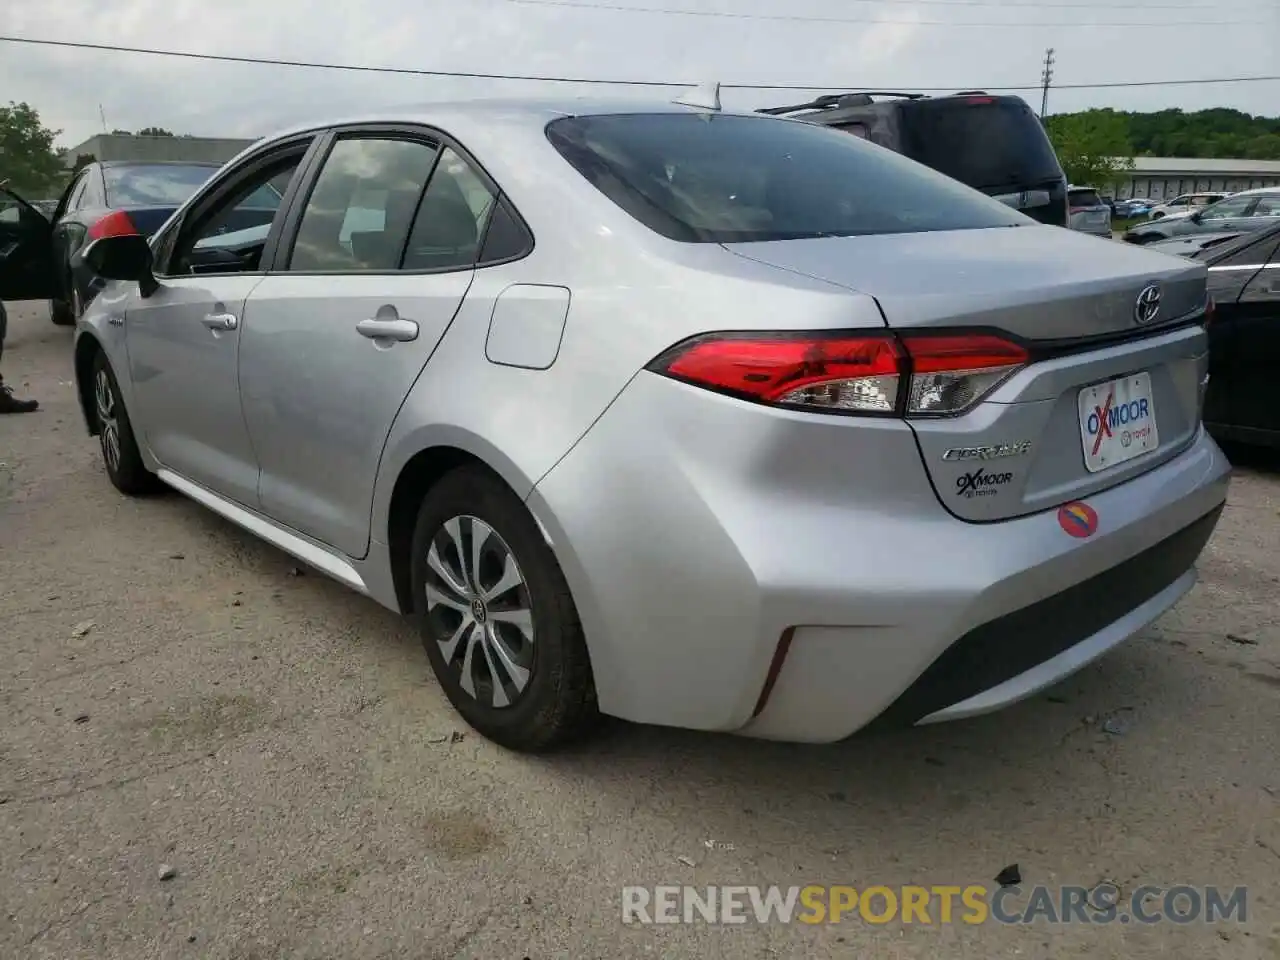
[410, 466, 598, 752]
[91, 351, 162, 496]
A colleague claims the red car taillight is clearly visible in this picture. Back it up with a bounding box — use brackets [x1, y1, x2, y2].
[647, 331, 1028, 418]
[87, 210, 139, 241]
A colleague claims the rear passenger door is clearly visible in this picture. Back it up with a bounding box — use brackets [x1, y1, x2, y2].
[240, 126, 500, 558]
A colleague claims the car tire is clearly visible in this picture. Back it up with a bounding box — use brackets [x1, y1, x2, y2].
[1151, 211, 1165, 220]
[90, 351, 162, 496]
[50, 297, 75, 326]
[410, 466, 598, 752]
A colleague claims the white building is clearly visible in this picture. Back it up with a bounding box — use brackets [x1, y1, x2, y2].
[62, 134, 257, 168]
[1115, 157, 1280, 200]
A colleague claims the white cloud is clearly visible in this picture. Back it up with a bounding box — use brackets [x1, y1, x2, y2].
[1, 0, 1276, 147]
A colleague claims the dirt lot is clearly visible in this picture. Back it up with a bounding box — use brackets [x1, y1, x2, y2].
[1, 300, 1278, 960]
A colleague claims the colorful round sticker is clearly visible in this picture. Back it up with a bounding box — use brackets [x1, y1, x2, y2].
[1058, 501, 1099, 539]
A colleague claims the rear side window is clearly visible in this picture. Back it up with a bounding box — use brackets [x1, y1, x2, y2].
[402, 147, 495, 271]
[900, 98, 1063, 192]
[103, 164, 218, 206]
[545, 112, 1028, 244]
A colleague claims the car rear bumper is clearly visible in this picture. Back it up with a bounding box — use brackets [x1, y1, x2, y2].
[528, 372, 1231, 743]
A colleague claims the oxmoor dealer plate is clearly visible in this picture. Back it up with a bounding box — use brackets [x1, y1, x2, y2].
[1078, 372, 1159, 473]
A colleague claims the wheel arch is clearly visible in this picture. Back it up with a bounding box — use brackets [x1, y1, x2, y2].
[378, 427, 545, 615]
[73, 331, 104, 435]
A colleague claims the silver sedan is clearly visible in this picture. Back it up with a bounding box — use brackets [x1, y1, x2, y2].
[0, 96, 1229, 751]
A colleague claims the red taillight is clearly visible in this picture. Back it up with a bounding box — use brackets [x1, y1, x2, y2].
[648, 331, 1028, 418]
[965, 96, 996, 104]
[1204, 296, 1215, 327]
[87, 211, 139, 241]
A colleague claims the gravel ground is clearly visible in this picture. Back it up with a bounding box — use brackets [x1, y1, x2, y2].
[1, 300, 1278, 960]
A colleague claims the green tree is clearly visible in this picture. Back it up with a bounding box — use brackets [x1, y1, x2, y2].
[71, 152, 96, 174]
[111, 128, 132, 135]
[1052, 106, 1280, 160]
[0, 101, 64, 196]
[1044, 110, 1135, 189]
[136, 126, 175, 137]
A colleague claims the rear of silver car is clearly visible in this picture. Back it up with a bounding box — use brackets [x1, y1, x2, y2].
[1068, 186, 1113, 238]
[524, 109, 1228, 741]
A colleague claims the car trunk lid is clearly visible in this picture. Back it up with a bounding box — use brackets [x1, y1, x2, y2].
[724, 226, 1210, 521]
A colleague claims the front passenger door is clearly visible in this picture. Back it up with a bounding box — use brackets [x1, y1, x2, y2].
[123, 137, 317, 506]
[240, 130, 498, 557]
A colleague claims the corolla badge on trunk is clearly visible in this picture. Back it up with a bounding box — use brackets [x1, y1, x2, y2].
[1134, 284, 1162, 325]
[942, 441, 1032, 462]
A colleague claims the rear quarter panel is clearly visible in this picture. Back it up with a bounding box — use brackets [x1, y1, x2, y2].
[368, 114, 895, 545]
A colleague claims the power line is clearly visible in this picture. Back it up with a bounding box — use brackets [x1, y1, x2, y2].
[505, 0, 1275, 26]
[1, 36, 1277, 93]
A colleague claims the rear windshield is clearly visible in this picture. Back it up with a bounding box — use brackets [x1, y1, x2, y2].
[545, 113, 1029, 244]
[1069, 189, 1102, 207]
[103, 164, 219, 206]
[901, 98, 1063, 192]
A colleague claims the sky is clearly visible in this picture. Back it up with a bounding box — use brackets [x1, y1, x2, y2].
[2, 0, 1278, 149]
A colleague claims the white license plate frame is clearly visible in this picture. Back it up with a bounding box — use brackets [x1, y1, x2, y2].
[1077, 372, 1159, 473]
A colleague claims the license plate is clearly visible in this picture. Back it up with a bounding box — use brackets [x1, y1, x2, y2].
[1078, 372, 1159, 473]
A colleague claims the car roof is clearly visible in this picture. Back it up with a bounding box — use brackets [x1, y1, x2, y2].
[248, 97, 769, 147]
[1218, 185, 1280, 197]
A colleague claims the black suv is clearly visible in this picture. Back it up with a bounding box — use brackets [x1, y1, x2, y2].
[759, 91, 1069, 227]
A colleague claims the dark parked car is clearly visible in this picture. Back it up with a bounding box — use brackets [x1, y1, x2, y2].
[758, 91, 1070, 226]
[1145, 231, 1248, 258]
[1189, 222, 1280, 448]
[0, 160, 281, 324]
[1125, 188, 1280, 245]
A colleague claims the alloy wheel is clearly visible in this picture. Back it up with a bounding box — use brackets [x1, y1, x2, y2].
[423, 515, 536, 709]
[95, 369, 121, 474]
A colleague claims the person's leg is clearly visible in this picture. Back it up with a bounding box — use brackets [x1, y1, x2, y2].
[0, 301, 39, 413]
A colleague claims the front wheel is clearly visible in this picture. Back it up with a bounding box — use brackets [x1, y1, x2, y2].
[90, 351, 162, 496]
[410, 466, 598, 752]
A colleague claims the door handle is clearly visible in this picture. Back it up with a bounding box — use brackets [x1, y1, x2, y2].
[356, 317, 419, 343]
[202, 312, 239, 331]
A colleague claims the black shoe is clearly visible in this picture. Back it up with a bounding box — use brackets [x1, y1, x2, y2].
[0, 385, 38, 414]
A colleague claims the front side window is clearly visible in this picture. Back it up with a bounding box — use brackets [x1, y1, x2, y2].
[287, 137, 439, 272]
[546, 112, 1029, 244]
[165, 149, 309, 276]
[103, 164, 219, 206]
[66, 174, 90, 211]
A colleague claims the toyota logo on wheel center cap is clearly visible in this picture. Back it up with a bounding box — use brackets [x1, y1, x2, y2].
[1134, 284, 1162, 326]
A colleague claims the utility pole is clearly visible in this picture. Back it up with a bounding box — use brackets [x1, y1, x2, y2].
[1040, 48, 1055, 117]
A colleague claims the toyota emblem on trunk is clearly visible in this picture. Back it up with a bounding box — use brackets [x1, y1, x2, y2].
[1134, 284, 1162, 326]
